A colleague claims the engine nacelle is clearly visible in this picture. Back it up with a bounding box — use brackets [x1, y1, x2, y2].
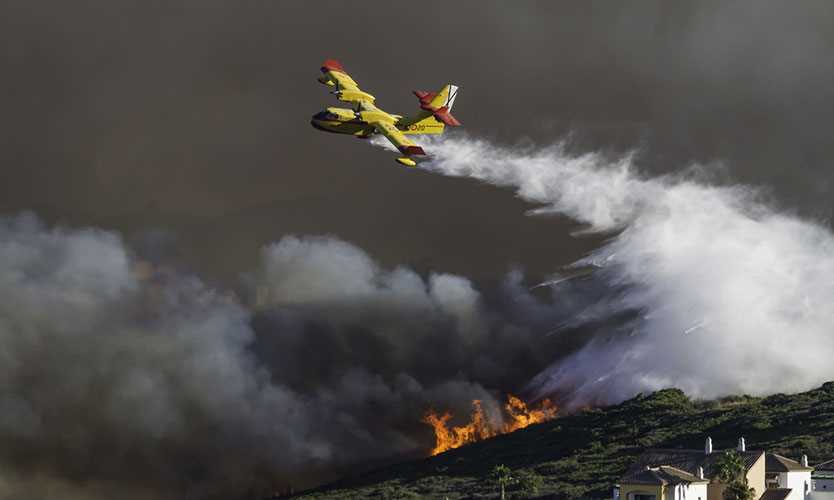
[325, 107, 358, 121]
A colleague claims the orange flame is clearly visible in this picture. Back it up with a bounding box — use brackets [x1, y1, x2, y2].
[422, 395, 557, 456]
[502, 394, 557, 432]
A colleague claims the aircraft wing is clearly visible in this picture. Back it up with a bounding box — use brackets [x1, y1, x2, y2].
[319, 59, 376, 105]
[372, 121, 426, 158]
[320, 59, 359, 90]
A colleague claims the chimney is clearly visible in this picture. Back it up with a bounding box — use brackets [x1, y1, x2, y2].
[705, 436, 713, 455]
[697, 466, 705, 480]
[802, 455, 809, 467]
[737, 437, 746, 452]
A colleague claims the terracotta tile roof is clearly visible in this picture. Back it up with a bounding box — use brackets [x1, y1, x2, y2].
[621, 465, 708, 485]
[759, 488, 792, 500]
[620, 448, 764, 482]
[813, 458, 834, 472]
[622, 467, 671, 486]
[766, 454, 813, 472]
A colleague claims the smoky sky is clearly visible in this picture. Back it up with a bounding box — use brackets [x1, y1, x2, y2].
[3, 1, 833, 286]
[2, 1, 834, 498]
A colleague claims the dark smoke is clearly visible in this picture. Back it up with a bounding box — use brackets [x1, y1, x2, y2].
[0, 214, 319, 498]
[0, 215, 572, 498]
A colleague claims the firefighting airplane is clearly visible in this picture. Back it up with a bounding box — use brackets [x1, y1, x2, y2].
[311, 59, 461, 166]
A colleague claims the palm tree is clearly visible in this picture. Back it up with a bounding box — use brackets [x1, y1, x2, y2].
[723, 481, 756, 500]
[715, 451, 755, 500]
[715, 450, 746, 483]
[491, 464, 515, 500]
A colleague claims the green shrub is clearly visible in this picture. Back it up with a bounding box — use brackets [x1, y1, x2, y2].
[552, 482, 589, 500]
[513, 469, 543, 498]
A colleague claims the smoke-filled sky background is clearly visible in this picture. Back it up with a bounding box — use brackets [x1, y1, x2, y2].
[2, 1, 834, 498]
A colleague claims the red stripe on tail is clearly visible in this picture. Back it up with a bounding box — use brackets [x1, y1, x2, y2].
[432, 107, 462, 127]
[413, 91, 461, 126]
[413, 90, 438, 104]
[321, 59, 345, 73]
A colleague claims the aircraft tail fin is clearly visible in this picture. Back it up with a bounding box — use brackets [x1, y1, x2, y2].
[399, 84, 461, 134]
[414, 84, 461, 126]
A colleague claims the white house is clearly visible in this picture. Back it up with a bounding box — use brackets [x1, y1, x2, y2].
[614, 437, 764, 500]
[615, 465, 709, 500]
[811, 459, 834, 500]
[613, 437, 834, 500]
[615, 437, 823, 500]
[765, 454, 812, 500]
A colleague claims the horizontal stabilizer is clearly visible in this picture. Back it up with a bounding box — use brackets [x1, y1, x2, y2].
[432, 106, 461, 127]
[414, 90, 438, 105]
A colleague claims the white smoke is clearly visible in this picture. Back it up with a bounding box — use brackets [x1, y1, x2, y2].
[411, 135, 834, 405]
[253, 235, 483, 339]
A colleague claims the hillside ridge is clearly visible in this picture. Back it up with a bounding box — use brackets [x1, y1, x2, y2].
[292, 382, 834, 499]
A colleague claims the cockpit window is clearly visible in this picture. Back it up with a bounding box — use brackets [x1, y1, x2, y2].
[313, 111, 336, 121]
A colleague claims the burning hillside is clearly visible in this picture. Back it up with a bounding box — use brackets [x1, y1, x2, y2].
[423, 394, 557, 455]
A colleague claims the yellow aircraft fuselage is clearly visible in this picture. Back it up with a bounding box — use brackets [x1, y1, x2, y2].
[310, 107, 445, 137]
[311, 59, 460, 166]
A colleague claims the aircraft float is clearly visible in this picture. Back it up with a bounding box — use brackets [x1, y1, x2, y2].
[311, 59, 461, 166]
